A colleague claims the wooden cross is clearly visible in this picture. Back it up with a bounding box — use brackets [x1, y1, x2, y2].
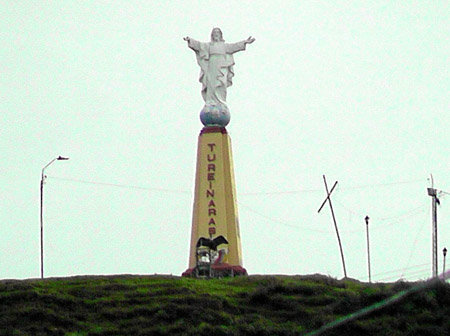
[318, 175, 347, 278]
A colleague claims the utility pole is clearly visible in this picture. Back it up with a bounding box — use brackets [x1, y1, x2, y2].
[318, 175, 347, 278]
[365, 215, 371, 283]
[427, 186, 439, 278]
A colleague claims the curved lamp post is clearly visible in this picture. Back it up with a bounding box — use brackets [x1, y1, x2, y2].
[40, 156, 69, 279]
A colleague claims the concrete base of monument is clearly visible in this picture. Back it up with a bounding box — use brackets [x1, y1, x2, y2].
[182, 264, 247, 278]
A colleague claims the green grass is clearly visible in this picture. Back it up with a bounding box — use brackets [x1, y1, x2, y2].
[0, 274, 450, 335]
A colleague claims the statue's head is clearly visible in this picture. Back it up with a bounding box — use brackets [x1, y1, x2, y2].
[210, 28, 224, 42]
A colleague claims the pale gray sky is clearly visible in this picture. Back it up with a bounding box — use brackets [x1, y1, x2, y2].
[1, 1, 450, 281]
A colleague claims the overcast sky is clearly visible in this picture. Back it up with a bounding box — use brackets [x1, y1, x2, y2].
[1, 1, 450, 281]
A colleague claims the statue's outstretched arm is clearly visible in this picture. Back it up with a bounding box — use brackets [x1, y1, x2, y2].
[184, 36, 202, 52]
[226, 36, 255, 54]
[245, 36, 255, 44]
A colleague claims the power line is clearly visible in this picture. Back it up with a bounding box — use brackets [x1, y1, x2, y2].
[334, 199, 428, 222]
[337, 206, 428, 234]
[50, 177, 191, 194]
[400, 215, 429, 278]
[336, 178, 426, 191]
[239, 178, 426, 196]
[239, 200, 428, 237]
[51, 176, 427, 196]
[50, 176, 431, 236]
[238, 202, 330, 233]
[378, 267, 431, 282]
[240, 189, 322, 196]
[358, 262, 430, 281]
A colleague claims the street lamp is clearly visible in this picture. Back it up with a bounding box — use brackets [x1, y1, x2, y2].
[365, 215, 371, 283]
[443, 247, 447, 281]
[40, 156, 69, 279]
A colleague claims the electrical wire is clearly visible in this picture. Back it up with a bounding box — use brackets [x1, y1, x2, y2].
[336, 178, 426, 191]
[340, 207, 428, 234]
[400, 216, 429, 278]
[239, 178, 426, 196]
[51, 175, 442, 277]
[378, 267, 431, 282]
[358, 262, 430, 281]
[334, 198, 428, 222]
[51, 175, 428, 197]
[50, 176, 191, 194]
[238, 202, 330, 233]
[50, 177, 432, 236]
[240, 188, 322, 195]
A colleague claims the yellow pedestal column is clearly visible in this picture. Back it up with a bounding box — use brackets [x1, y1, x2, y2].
[183, 126, 245, 275]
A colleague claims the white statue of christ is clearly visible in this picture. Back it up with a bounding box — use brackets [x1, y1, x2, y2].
[184, 28, 255, 118]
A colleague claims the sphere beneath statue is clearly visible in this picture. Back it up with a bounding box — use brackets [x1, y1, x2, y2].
[200, 104, 230, 127]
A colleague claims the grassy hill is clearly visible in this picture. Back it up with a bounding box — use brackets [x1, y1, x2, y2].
[1, 274, 450, 335]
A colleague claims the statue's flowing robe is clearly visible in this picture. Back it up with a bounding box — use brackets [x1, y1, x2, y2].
[188, 39, 246, 106]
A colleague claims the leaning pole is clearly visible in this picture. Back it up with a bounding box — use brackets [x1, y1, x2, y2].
[182, 28, 255, 277]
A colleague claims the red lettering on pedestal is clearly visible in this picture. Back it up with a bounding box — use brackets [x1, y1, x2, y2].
[205, 142, 218, 232]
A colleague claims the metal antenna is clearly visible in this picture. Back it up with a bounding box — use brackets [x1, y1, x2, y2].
[318, 175, 347, 278]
